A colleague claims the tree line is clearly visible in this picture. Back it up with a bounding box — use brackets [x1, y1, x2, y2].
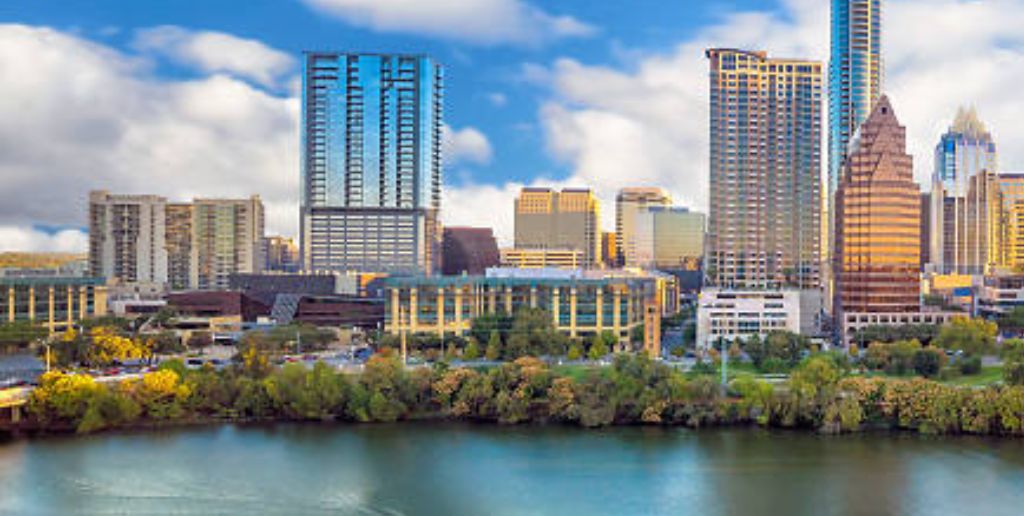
[20, 351, 1024, 437]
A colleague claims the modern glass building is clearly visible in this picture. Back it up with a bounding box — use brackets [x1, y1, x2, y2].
[706, 49, 822, 290]
[928, 107, 999, 275]
[634, 206, 706, 272]
[828, 0, 883, 203]
[834, 96, 920, 315]
[615, 187, 671, 268]
[301, 52, 443, 274]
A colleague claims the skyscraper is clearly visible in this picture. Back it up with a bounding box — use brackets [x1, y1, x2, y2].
[514, 187, 601, 268]
[301, 52, 443, 275]
[615, 187, 671, 267]
[192, 197, 265, 290]
[997, 173, 1024, 271]
[829, 0, 883, 202]
[88, 191, 168, 284]
[706, 49, 823, 289]
[165, 203, 193, 290]
[634, 206, 706, 272]
[834, 96, 920, 315]
[929, 107, 999, 275]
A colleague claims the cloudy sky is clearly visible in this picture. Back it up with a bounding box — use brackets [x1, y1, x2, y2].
[2, 0, 1024, 251]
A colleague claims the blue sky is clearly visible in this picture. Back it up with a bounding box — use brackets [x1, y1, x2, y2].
[2, 0, 1024, 249]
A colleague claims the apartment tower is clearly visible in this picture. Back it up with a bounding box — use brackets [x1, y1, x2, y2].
[706, 49, 823, 289]
[301, 52, 443, 274]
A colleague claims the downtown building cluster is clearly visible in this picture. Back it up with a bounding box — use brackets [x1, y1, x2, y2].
[40, 0, 1020, 354]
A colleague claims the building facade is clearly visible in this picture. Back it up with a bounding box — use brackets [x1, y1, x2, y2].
[264, 236, 299, 273]
[998, 173, 1024, 271]
[0, 273, 107, 333]
[192, 197, 265, 291]
[165, 203, 194, 290]
[383, 269, 661, 346]
[696, 289, 802, 349]
[929, 107, 999, 275]
[706, 49, 822, 289]
[834, 96, 921, 316]
[88, 191, 168, 284]
[828, 0, 883, 213]
[441, 227, 500, 276]
[615, 188, 671, 267]
[500, 248, 584, 269]
[301, 52, 443, 275]
[514, 188, 601, 268]
[601, 232, 618, 268]
[634, 206, 705, 271]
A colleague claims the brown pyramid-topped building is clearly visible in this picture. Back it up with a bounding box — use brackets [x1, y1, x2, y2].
[834, 96, 922, 316]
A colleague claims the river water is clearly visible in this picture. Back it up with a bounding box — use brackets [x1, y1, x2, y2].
[1, 424, 1022, 515]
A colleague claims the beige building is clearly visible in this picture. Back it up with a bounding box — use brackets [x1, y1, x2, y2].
[165, 203, 193, 290]
[192, 197, 265, 290]
[500, 248, 583, 269]
[997, 174, 1024, 272]
[88, 191, 168, 284]
[514, 188, 601, 268]
[616, 187, 671, 267]
[706, 49, 822, 289]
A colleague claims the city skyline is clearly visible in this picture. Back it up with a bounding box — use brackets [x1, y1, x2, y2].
[1, 1, 1024, 252]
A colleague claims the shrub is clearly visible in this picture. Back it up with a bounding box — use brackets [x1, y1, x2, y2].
[912, 348, 945, 378]
[959, 356, 982, 375]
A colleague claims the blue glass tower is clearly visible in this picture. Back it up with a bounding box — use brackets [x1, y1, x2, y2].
[829, 0, 882, 198]
[301, 53, 443, 274]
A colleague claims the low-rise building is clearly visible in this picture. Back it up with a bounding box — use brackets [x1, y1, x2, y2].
[0, 273, 107, 333]
[384, 268, 668, 350]
[840, 311, 958, 346]
[978, 275, 1024, 318]
[696, 289, 801, 349]
[500, 248, 584, 269]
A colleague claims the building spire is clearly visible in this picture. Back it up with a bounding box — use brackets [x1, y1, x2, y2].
[951, 105, 988, 138]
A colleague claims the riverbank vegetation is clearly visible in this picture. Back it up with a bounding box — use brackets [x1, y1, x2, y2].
[19, 351, 1024, 437]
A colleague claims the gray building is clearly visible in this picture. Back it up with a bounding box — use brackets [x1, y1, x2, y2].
[300, 52, 444, 275]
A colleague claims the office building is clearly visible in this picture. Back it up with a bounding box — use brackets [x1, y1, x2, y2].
[834, 96, 920, 315]
[0, 270, 107, 333]
[706, 49, 823, 289]
[919, 192, 931, 269]
[696, 289, 802, 349]
[500, 248, 584, 269]
[998, 173, 1024, 271]
[514, 188, 601, 268]
[929, 107, 999, 274]
[634, 206, 705, 271]
[192, 197, 265, 290]
[264, 236, 299, 273]
[384, 269, 664, 351]
[602, 232, 618, 268]
[616, 188, 671, 267]
[441, 227, 500, 276]
[301, 52, 443, 275]
[88, 191, 168, 284]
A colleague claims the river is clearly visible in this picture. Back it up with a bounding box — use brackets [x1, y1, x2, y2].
[1, 424, 1022, 515]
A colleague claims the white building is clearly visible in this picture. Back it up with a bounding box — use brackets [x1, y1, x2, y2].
[89, 191, 169, 284]
[696, 289, 801, 349]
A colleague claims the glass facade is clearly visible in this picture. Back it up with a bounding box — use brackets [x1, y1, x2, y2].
[928, 107, 999, 274]
[834, 97, 921, 314]
[706, 49, 822, 289]
[301, 53, 443, 274]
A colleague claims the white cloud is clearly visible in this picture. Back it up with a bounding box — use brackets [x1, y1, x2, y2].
[133, 25, 295, 89]
[487, 92, 508, 107]
[0, 24, 298, 250]
[450, 0, 1024, 242]
[0, 227, 88, 253]
[443, 124, 494, 165]
[301, 0, 594, 45]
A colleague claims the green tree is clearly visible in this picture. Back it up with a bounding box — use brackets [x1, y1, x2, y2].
[485, 330, 502, 361]
[933, 317, 997, 357]
[588, 334, 609, 360]
[912, 348, 945, 378]
[567, 341, 583, 361]
[0, 320, 48, 351]
[463, 338, 481, 361]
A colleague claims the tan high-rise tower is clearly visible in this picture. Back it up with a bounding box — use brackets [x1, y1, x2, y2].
[514, 188, 601, 268]
[616, 187, 671, 268]
[834, 96, 920, 315]
[706, 49, 823, 289]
